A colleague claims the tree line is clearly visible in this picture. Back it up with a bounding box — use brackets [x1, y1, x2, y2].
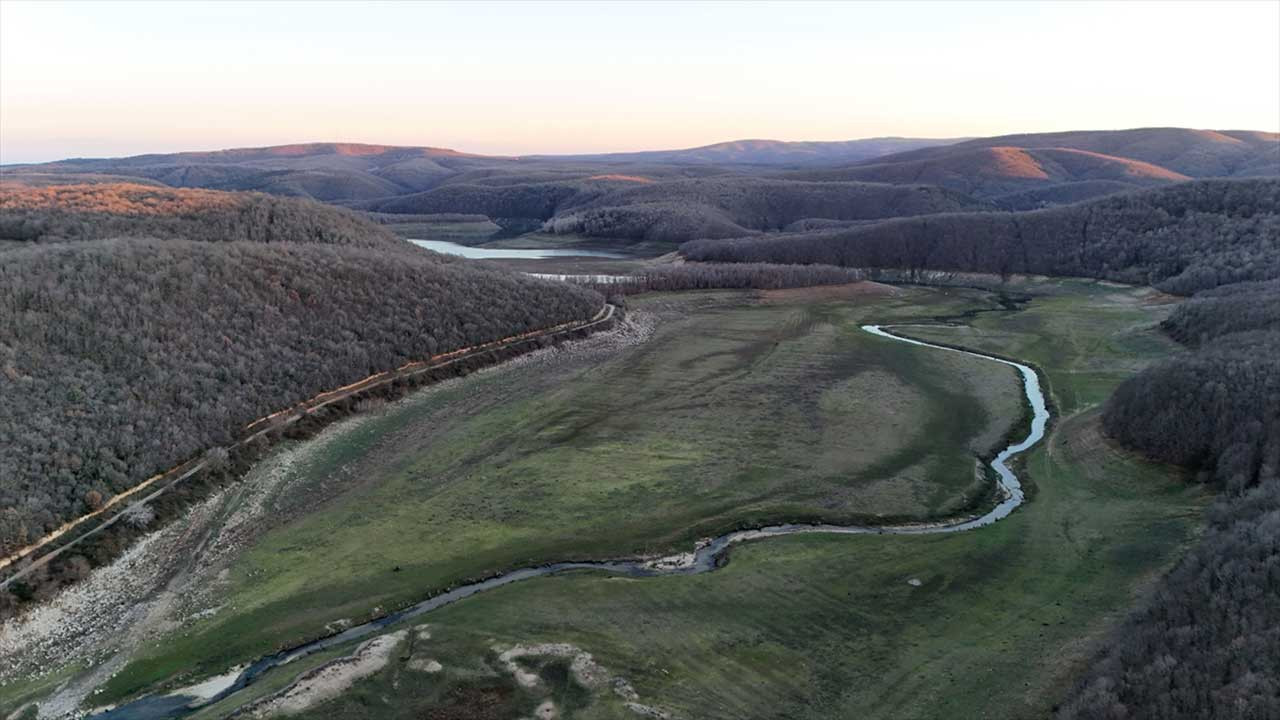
[366, 176, 986, 245]
[561, 262, 867, 296]
[682, 179, 1280, 295]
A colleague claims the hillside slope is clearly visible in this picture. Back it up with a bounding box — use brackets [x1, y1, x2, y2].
[782, 128, 1279, 205]
[532, 136, 964, 165]
[1062, 282, 1280, 720]
[857, 127, 1279, 177]
[683, 179, 1280, 294]
[786, 146, 1190, 197]
[0, 187, 602, 557]
[0, 183, 404, 248]
[4, 143, 504, 200]
[548, 178, 989, 242]
[369, 176, 989, 244]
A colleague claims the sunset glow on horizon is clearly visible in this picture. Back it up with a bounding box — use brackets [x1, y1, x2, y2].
[2, 0, 1278, 164]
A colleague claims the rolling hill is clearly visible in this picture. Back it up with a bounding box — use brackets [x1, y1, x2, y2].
[3, 143, 507, 201]
[682, 178, 1280, 295]
[0, 183, 403, 247]
[786, 146, 1190, 197]
[4, 128, 1275, 244]
[783, 128, 1280, 206]
[529, 136, 965, 166]
[366, 176, 989, 244]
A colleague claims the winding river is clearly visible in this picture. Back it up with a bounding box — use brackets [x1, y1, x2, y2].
[90, 324, 1050, 720]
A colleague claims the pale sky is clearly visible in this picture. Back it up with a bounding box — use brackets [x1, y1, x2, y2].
[1, 0, 1277, 164]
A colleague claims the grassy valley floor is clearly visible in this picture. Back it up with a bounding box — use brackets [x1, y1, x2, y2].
[0, 280, 1206, 720]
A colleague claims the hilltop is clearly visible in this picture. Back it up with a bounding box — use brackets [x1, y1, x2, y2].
[784, 128, 1279, 206]
[529, 136, 964, 165]
[5, 128, 1276, 245]
[0, 183, 404, 248]
[366, 176, 988, 244]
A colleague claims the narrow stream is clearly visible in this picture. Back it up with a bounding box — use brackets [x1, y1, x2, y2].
[90, 324, 1050, 720]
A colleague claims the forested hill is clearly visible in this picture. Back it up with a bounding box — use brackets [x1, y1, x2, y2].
[0, 186, 603, 561]
[368, 177, 988, 244]
[850, 128, 1280, 178]
[5, 129, 1274, 249]
[529, 137, 963, 165]
[682, 179, 1280, 295]
[0, 183, 403, 248]
[1061, 284, 1280, 719]
[780, 128, 1280, 206]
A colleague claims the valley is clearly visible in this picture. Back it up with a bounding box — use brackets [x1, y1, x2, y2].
[1, 279, 1205, 720]
[3, 2, 1278, 716]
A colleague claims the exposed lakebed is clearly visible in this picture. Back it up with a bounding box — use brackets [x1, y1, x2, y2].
[90, 323, 1050, 720]
[409, 239, 628, 260]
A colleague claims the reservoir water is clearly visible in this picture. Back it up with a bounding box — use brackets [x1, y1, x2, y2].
[409, 239, 627, 259]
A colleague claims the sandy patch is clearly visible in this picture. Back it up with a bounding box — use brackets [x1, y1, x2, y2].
[496, 643, 612, 690]
[407, 657, 442, 673]
[172, 664, 245, 702]
[1, 414, 394, 720]
[643, 537, 712, 571]
[244, 630, 406, 717]
[493, 642, 675, 718]
[625, 704, 674, 719]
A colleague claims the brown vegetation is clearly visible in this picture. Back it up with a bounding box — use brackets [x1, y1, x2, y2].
[0, 183, 404, 248]
[785, 146, 1190, 200]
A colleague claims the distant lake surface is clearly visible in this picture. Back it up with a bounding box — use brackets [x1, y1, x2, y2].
[409, 239, 627, 259]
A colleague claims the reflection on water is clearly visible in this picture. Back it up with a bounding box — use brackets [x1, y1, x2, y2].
[409, 239, 627, 259]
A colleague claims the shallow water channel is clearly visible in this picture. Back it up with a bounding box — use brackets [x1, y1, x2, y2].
[90, 324, 1050, 720]
[409, 239, 628, 259]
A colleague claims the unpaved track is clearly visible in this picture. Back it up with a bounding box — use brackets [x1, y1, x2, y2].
[0, 305, 616, 590]
[2, 314, 654, 720]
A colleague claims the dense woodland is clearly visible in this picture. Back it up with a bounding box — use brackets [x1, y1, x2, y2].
[1160, 279, 1280, 344]
[682, 179, 1280, 294]
[368, 176, 984, 244]
[0, 184, 402, 248]
[1061, 291, 1280, 719]
[0, 192, 602, 556]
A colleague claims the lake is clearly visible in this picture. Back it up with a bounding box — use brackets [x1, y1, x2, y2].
[409, 239, 627, 259]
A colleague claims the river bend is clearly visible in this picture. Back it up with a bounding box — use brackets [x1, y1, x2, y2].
[91, 324, 1050, 720]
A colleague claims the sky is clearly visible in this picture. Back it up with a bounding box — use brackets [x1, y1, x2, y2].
[1, 0, 1278, 164]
